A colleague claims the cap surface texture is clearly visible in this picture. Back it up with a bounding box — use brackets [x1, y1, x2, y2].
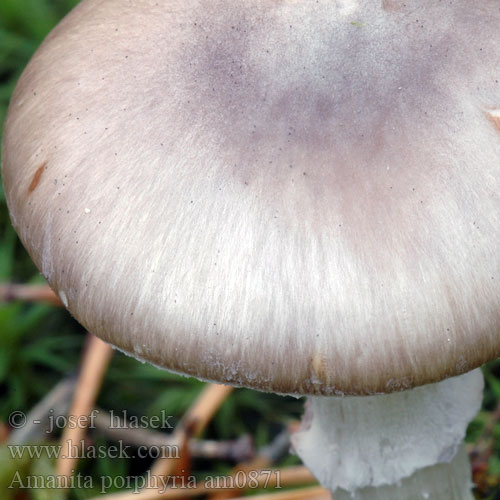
[3, 0, 500, 395]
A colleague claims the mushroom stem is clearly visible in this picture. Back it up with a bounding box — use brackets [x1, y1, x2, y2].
[292, 369, 484, 499]
[332, 445, 473, 500]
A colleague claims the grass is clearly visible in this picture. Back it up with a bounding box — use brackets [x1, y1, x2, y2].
[0, 2, 499, 499]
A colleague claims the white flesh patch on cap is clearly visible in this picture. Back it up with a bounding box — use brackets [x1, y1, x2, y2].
[292, 369, 483, 493]
[487, 110, 500, 132]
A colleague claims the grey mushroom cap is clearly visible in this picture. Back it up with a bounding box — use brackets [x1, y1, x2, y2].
[2, 0, 500, 395]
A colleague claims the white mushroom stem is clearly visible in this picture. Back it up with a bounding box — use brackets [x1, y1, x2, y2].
[332, 446, 473, 500]
[292, 369, 484, 499]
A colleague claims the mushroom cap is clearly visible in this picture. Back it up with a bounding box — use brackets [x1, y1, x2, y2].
[3, 0, 500, 395]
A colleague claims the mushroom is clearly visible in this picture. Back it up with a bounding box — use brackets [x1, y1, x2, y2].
[2, 0, 500, 498]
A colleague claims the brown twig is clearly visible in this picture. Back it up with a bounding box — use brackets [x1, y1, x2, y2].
[56, 333, 114, 480]
[179, 383, 235, 438]
[230, 486, 330, 500]
[91, 409, 254, 462]
[89, 465, 316, 500]
[208, 426, 294, 500]
[0, 422, 9, 444]
[0, 283, 63, 306]
[149, 384, 234, 478]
